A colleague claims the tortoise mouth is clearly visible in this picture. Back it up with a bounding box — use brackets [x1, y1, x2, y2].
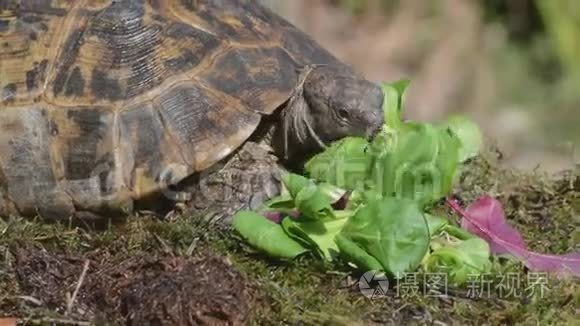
[312, 122, 383, 145]
[365, 123, 383, 141]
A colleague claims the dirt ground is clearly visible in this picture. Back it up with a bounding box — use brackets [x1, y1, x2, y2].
[12, 250, 251, 325]
[2, 241, 255, 325]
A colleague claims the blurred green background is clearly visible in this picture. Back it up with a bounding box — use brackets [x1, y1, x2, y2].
[261, 0, 580, 173]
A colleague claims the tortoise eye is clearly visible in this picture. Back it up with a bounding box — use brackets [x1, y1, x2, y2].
[337, 107, 350, 120]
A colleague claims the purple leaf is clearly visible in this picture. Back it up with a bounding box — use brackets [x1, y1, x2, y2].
[459, 196, 526, 254]
[262, 210, 300, 224]
[331, 191, 352, 210]
[447, 196, 580, 278]
[263, 211, 284, 224]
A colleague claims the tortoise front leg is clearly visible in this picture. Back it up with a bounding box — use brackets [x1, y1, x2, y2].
[188, 141, 284, 225]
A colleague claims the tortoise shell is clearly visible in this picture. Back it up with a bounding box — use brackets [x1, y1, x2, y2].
[0, 0, 345, 219]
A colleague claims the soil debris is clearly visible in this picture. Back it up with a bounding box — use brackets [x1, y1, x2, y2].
[10, 247, 252, 325]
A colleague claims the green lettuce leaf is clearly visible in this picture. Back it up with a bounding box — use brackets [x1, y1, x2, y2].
[367, 122, 461, 207]
[423, 237, 492, 285]
[425, 214, 449, 236]
[338, 197, 430, 277]
[336, 234, 384, 271]
[281, 217, 324, 256]
[282, 214, 351, 261]
[381, 80, 410, 128]
[305, 137, 370, 190]
[282, 174, 335, 220]
[444, 115, 483, 162]
[232, 211, 308, 259]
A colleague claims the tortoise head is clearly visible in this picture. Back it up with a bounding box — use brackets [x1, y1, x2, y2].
[280, 65, 383, 161]
[304, 66, 383, 142]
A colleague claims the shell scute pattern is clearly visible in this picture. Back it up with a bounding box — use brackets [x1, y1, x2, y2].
[0, 0, 341, 219]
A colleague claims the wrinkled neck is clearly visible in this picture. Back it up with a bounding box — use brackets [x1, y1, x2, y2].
[275, 94, 326, 165]
[272, 65, 332, 165]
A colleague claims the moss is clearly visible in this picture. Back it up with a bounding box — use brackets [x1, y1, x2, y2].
[0, 152, 578, 324]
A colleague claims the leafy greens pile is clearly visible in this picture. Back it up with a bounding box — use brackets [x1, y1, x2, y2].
[232, 80, 579, 283]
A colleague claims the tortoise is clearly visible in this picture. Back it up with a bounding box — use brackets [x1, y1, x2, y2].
[0, 0, 383, 221]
